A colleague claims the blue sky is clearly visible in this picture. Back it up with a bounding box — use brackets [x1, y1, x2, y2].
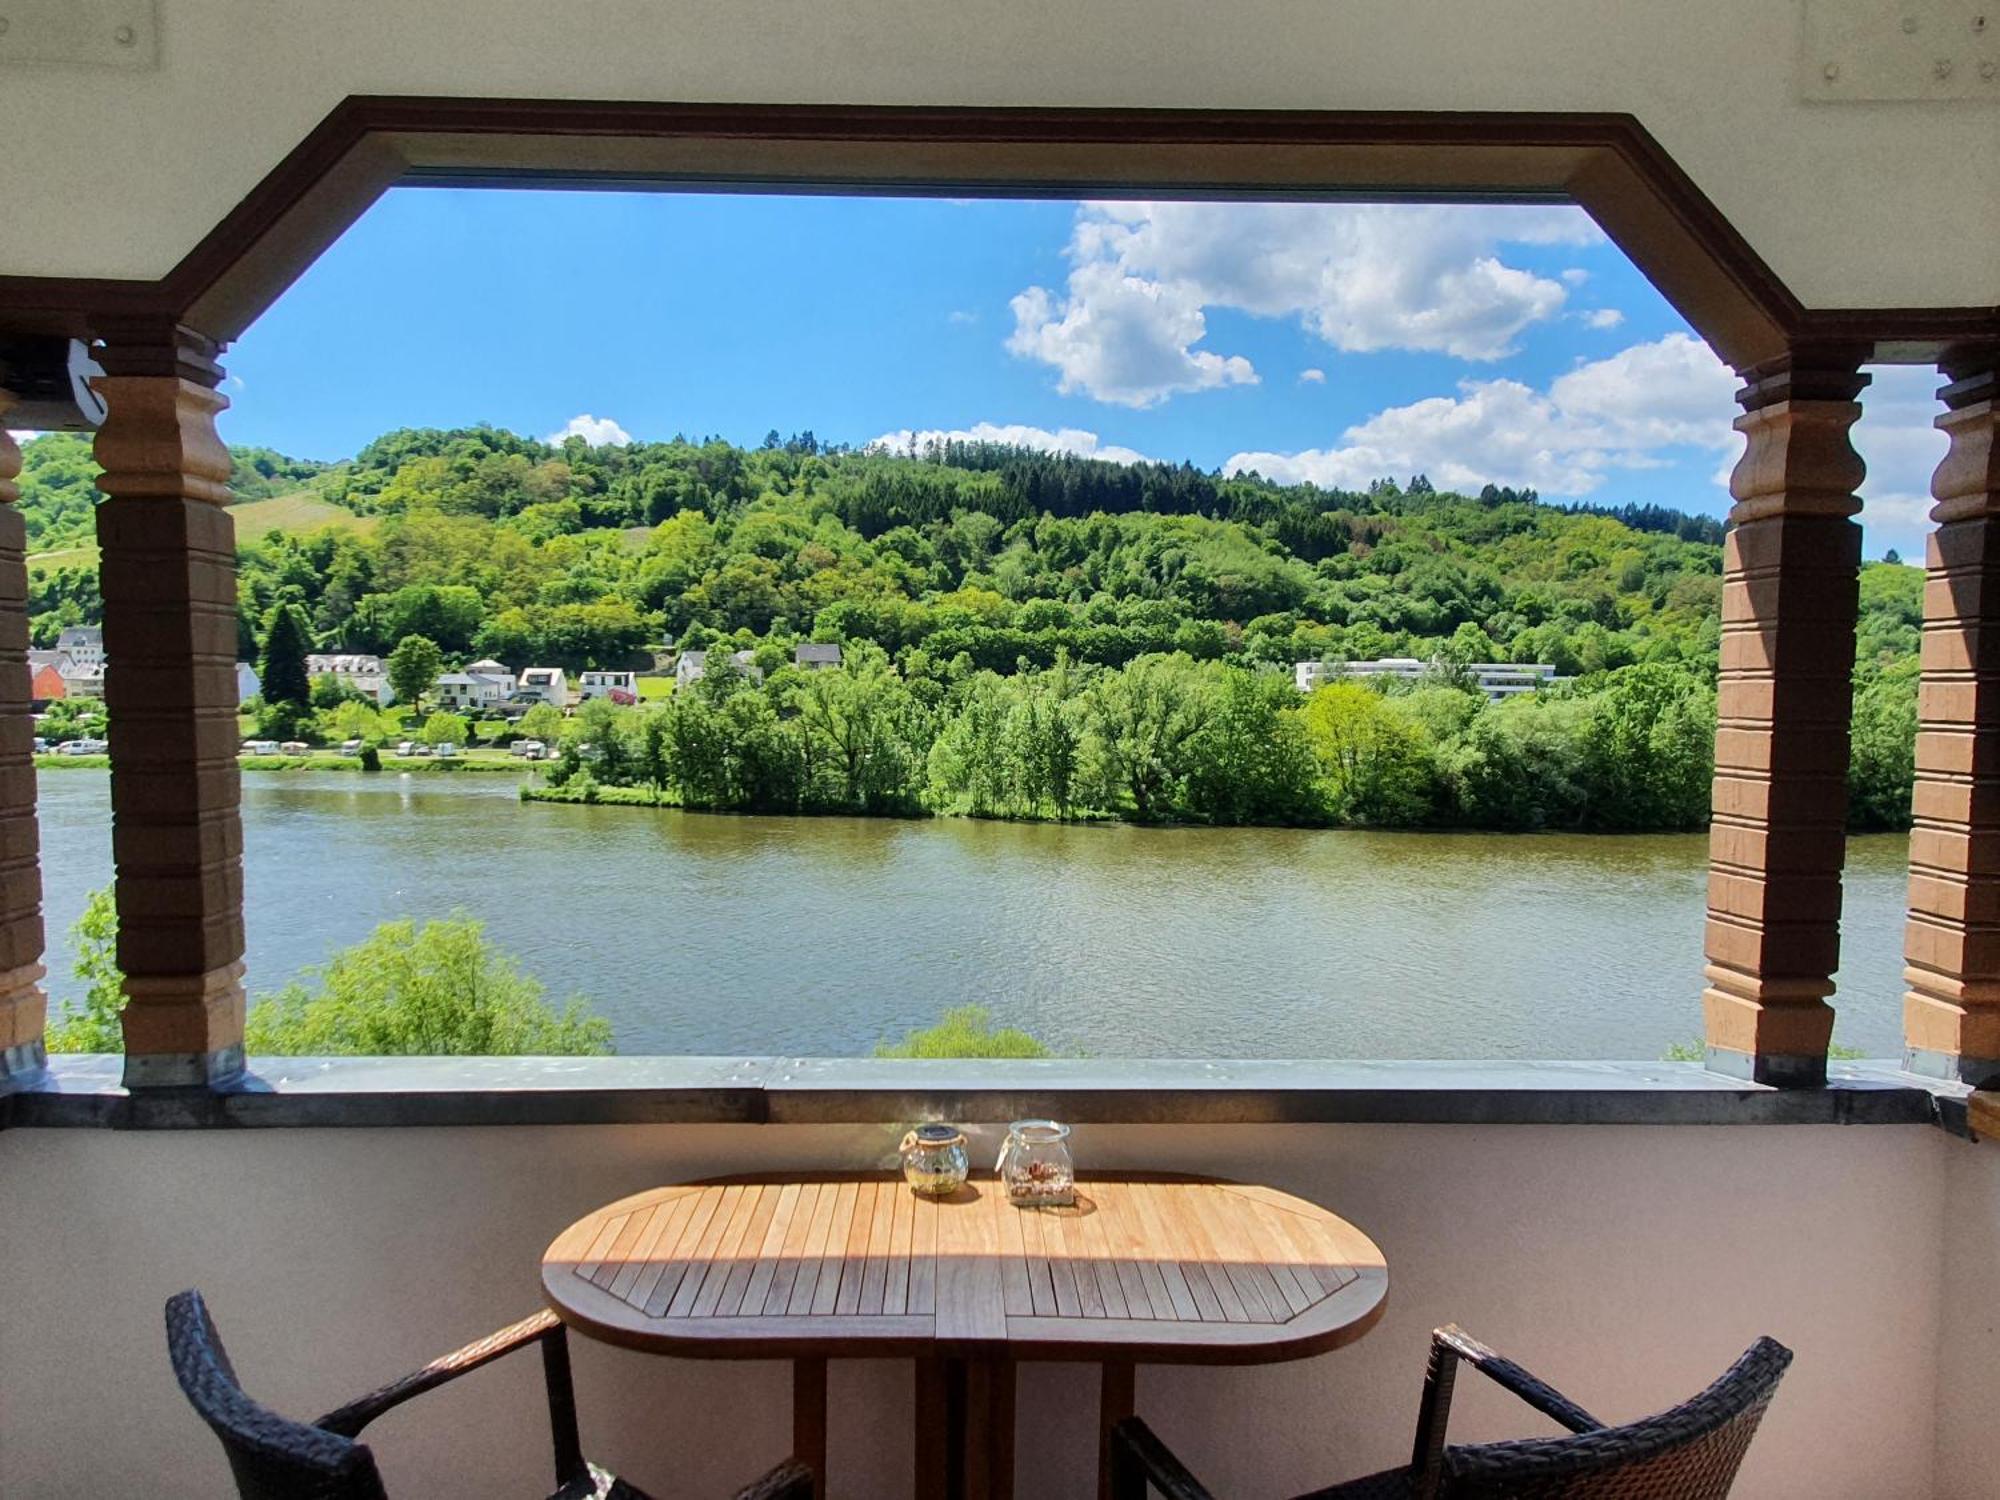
[218, 188, 1940, 558]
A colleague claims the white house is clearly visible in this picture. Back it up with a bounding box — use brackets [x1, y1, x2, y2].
[673, 650, 762, 689]
[577, 669, 641, 702]
[794, 642, 843, 671]
[513, 666, 567, 708]
[55, 626, 103, 670]
[464, 658, 517, 698]
[56, 657, 104, 699]
[49, 626, 106, 698]
[305, 652, 392, 705]
[1296, 657, 1561, 702]
[432, 660, 516, 712]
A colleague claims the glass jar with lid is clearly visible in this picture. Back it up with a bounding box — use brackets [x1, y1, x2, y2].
[898, 1123, 970, 1197]
[996, 1119, 1075, 1208]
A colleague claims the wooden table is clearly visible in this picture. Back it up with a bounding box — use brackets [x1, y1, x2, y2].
[542, 1172, 1387, 1500]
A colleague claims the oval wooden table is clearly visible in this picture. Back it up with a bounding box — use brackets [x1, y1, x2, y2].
[542, 1172, 1387, 1500]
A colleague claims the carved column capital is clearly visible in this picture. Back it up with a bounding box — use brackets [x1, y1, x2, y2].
[90, 378, 232, 508]
[1929, 348, 2000, 528]
[0, 400, 18, 501]
[1727, 350, 1870, 524]
[0, 384, 48, 1089]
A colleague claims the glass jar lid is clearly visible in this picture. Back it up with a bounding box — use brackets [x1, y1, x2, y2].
[906, 1123, 966, 1148]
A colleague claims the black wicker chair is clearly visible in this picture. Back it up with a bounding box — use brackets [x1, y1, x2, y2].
[1111, 1325, 1793, 1500]
[166, 1289, 813, 1500]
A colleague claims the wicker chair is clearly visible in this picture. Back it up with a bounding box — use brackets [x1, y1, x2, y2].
[165, 1290, 813, 1500]
[1110, 1325, 1792, 1500]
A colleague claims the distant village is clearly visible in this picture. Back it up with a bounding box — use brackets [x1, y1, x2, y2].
[34, 627, 1563, 760]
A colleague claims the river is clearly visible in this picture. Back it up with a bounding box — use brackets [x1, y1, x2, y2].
[34, 769, 1915, 1059]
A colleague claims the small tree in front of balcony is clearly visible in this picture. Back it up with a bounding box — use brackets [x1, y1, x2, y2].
[43, 885, 123, 1053]
[244, 914, 613, 1057]
[44, 891, 613, 1058]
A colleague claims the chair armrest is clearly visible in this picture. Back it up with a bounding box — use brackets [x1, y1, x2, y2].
[315, 1308, 565, 1438]
[1434, 1325, 1602, 1434]
[733, 1459, 817, 1500]
[1109, 1417, 1218, 1500]
[1410, 1325, 1602, 1500]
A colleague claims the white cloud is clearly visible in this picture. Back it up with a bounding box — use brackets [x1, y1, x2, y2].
[546, 413, 631, 447]
[1561, 268, 1591, 286]
[226, 374, 248, 392]
[1225, 332, 1738, 496]
[1299, 368, 1327, 384]
[1006, 264, 1257, 408]
[1583, 308, 1625, 329]
[1854, 364, 1950, 560]
[948, 309, 979, 326]
[1008, 202, 1600, 407]
[869, 421, 1152, 466]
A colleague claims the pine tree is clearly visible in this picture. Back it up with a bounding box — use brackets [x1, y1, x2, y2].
[259, 603, 313, 708]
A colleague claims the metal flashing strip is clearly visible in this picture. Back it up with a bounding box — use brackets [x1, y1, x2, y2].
[0, 1055, 1975, 1134]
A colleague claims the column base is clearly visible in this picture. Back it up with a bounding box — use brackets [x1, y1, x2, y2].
[1704, 1045, 1828, 1089]
[119, 961, 246, 1090]
[0, 1036, 47, 1092]
[121, 1042, 245, 1090]
[1701, 982, 1834, 1088]
[1903, 1047, 2000, 1089]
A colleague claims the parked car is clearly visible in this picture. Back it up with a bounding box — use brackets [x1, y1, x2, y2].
[278, 741, 310, 756]
[241, 739, 280, 756]
[433, 742, 460, 759]
[339, 738, 365, 755]
[508, 739, 547, 760]
[395, 741, 419, 758]
[58, 738, 109, 755]
[32, 737, 47, 753]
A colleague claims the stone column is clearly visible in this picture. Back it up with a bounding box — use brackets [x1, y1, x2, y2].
[91, 327, 245, 1088]
[0, 398, 48, 1088]
[1904, 348, 2000, 1086]
[1703, 349, 1868, 1087]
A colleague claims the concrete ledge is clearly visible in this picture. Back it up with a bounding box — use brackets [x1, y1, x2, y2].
[0, 1054, 1976, 1132]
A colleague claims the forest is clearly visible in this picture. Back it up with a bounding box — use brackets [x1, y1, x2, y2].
[20, 422, 1922, 833]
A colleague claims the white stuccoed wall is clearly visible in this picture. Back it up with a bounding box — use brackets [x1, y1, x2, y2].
[1, 1120, 1984, 1498]
[0, 1, 1995, 307]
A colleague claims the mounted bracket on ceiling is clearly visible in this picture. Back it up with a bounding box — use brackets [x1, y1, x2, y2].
[0, 0, 157, 71]
[0, 339, 108, 430]
[1802, 0, 1998, 100]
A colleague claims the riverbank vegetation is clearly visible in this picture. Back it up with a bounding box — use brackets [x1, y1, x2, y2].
[525, 645, 1723, 831]
[24, 424, 1923, 832]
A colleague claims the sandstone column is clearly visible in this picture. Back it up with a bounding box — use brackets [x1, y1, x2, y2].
[1904, 348, 2000, 1086]
[91, 327, 245, 1087]
[0, 396, 48, 1088]
[1703, 349, 1868, 1087]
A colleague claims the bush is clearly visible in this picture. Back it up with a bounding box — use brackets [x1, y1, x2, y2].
[245, 914, 613, 1056]
[44, 886, 123, 1052]
[875, 1005, 1052, 1059]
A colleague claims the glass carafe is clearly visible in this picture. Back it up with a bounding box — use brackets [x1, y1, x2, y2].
[996, 1119, 1074, 1207]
